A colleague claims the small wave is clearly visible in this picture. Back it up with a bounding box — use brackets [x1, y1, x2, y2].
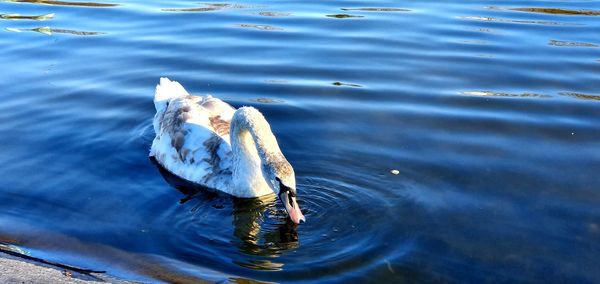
[560, 92, 600, 101]
[341, 8, 410, 12]
[254, 11, 291, 17]
[5, 26, 103, 36]
[461, 91, 550, 98]
[237, 24, 284, 31]
[251, 98, 285, 104]
[0, 13, 54, 20]
[460, 15, 576, 26]
[549, 39, 598, 48]
[6, 0, 117, 7]
[163, 3, 260, 12]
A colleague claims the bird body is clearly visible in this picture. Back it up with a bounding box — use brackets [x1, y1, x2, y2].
[150, 78, 304, 222]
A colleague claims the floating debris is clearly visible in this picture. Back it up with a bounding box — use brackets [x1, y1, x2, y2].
[5, 26, 102, 35]
[3, 0, 117, 7]
[511, 8, 600, 16]
[341, 8, 409, 12]
[332, 81, 362, 88]
[461, 91, 550, 98]
[326, 14, 363, 18]
[549, 39, 598, 48]
[0, 13, 54, 20]
[390, 169, 400, 175]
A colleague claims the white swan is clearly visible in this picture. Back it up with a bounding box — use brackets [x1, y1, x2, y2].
[150, 78, 305, 223]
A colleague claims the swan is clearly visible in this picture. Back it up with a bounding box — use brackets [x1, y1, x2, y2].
[149, 78, 305, 224]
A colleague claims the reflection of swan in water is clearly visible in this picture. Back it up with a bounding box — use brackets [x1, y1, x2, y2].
[232, 196, 299, 252]
[151, 157, 299, 265]
[150, 78, 304, 223]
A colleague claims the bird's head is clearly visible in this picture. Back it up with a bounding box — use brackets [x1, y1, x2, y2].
[264, 158, 305, 224]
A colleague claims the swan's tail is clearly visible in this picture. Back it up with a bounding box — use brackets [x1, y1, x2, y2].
[154, 77, 190, 113]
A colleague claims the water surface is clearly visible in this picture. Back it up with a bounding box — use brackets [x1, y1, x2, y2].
[0, 0, 599, 282]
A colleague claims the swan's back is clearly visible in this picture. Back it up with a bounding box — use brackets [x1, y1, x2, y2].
[150, 78, 235, 191]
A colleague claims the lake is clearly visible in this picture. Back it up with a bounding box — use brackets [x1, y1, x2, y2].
[0, 0, 599, 282]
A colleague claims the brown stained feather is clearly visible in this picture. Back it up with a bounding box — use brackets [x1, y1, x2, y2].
[199, 97, 233, 137]
[160, 96, 234, 172]
[171, 131, 185, 153]
[202, 135, 224, 182]
[162, 98, 193, 162]
[209, 115, 230, 136]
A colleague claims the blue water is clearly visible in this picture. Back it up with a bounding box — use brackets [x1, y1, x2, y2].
[0, 0, 599, 282]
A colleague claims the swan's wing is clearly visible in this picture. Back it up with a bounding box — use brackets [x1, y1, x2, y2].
[153, 78, 191, 135]
[150, 95, 235, 189]
[195, 95, 236, 137]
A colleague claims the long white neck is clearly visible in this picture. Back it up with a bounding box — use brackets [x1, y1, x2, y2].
[229, 107, 282, 197]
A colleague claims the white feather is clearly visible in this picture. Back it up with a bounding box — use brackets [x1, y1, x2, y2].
[149, 78, 289, 198]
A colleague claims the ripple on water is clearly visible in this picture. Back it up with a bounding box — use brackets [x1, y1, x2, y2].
[459, 15, 576, 26]
[460, 90, 600, 103]
[5, 26, 103, 36]
[461, 90, 550, 98]
[510, 8, 600, 16]
[6, 0, 118, 7]
[254, 12, 291, 17]
[326, 14, 363, 19]
[559, 92, 600, 101]
[0, 13, 54, 20]
[251, 98, 285, 104]
[236, 24, 284, 31]
[0, 0, 599, 282]
[549, 39, 598, 48]
[162, 3, 259, 13]
[340, 8, 410, 12]
[149, 161, 299, 272]
[148, 155, 415, 277]
[279, 176, 415, 276]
